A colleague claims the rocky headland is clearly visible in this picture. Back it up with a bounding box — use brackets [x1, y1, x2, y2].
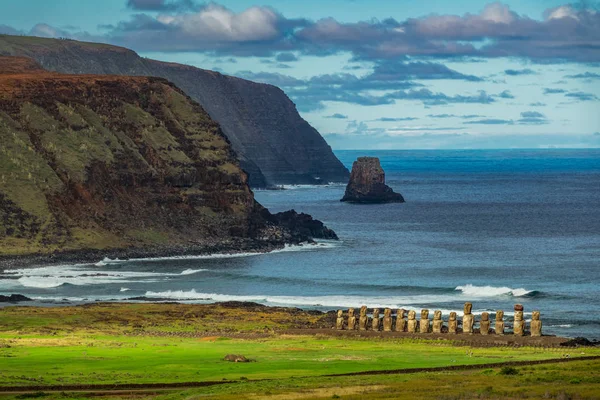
[0, 35, 350, 188]
[0, 57, 336, 265]
[341, 157, 405, 204]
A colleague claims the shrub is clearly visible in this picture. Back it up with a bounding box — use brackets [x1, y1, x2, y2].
[499, 366, 519, 375]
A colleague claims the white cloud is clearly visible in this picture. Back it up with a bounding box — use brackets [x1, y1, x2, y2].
[480, 2, 516, 24]
[156, 4, 280, 42]
[545, 5, 579, 21]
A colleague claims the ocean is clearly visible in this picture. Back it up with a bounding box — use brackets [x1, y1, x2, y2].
[1, 149, 599, 339]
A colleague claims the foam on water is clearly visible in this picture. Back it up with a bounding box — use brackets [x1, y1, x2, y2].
[1, 265, 206, 289]
[277, 183, 346, 190]
[0, 242, 336, 289]
[455, 284, 534, 297]
[180, 269, 207, 275]
[95, 257, 122, 267]
[142, 290, 477, 309]
[87, 242, 338, 264]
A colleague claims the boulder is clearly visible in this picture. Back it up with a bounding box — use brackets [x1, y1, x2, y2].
[0, 294, 32, 303]
[341, 157, 405, 204]
[224, 354, 250, 363]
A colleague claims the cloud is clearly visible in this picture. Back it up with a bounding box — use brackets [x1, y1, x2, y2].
[544, 88, 568, 94]
[521, 111, 545, 118]
[337, 120, 464, 138]
[565, 91, 599, 101]
[295, 2, 600, 62]
[29, 23, 73, 38]
[325, 113, 349, 119]
[505, 68, 537, 76]
[428, 114, 457, 119]
[373, 117, 419, 122]
[369, 60, 482, 82]
[543, 87, 599, 101]
[518, 111, 549, 124]
[325, 132, 600, 150]
[126, 0, 200, 11]
[497, 90, 515, 99]
[463, 111, 549, 125]
[275, 52, 299, 62]
[529, 102, 547, 106]
[14, 1, 592, 62]
[565, 72, 600, 79]
[464, 118, 514, 125]
[428, 114, 485, 119]
[104, 3, 310, 55]
[234, 63, 500, 111]
[0, 25, 22, 35]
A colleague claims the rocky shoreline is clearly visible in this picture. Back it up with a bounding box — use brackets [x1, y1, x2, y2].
[0, 238, 294, 269]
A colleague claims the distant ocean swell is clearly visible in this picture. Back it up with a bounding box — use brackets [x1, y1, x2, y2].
[140, 284, 543, 308]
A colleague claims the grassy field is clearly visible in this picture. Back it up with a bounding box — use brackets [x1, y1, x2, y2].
[0, 303, 598, 399]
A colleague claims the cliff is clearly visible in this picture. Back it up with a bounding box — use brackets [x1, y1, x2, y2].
[0, 57, 335, 261]
[0, 35, 350, 188]
[341, 157, 405, 204]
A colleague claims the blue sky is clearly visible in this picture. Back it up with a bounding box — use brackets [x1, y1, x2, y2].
[1, 0, 599, 149]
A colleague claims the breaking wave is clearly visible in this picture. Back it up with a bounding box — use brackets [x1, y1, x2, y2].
[455, 284, 539, 298]
[180, 269, 207, 275]
[141, 290, 463, 309]
[88, 241, 339, 264]
[2, 265, 206, 289]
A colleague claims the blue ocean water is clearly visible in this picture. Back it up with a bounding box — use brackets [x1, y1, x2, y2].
[1, 149, 599, 339]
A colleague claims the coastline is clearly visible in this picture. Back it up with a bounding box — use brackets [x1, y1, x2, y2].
[0, 239, 293, 269]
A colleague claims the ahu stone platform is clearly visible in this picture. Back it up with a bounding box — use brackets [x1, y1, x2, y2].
[335, 303, 543, 338]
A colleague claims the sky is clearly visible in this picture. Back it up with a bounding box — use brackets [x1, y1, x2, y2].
[1, 0, 599, 149]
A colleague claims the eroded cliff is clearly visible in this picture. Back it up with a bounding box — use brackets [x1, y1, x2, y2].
[0, 57, 335, 260]
[0, 35, 350, 187]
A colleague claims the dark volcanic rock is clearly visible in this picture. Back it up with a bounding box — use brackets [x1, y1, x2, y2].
[0, 294, 32, 302]
[341, 157, 405, 204]
[560, 337, 599, 347]
[266, 210, 339, 241]
[0, 35, 350, 188]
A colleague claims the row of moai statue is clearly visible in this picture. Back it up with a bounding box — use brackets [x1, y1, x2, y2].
[336, 303, 542, 336]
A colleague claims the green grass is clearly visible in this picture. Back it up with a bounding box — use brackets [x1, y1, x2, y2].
[0, 303, 598, 392]
[143, 359, 600, 400]
[0, 333, 585, 388]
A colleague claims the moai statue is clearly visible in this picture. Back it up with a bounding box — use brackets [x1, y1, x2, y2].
[383, 308, 393, 332]
[395, 309, 407, 332]
[432, 310, 443, 333]
[407, 310, 417, 333]
[372, 308, 381, 331]
[347, 308, 357, 330]
[448, 312, 458, 334]
[463, 302, 474, 334]
[419, 309, 430, 333]
[495, 310, 505, 335]
[531, 311, 542, 337]
[336, 310, 344, 330]
[480, 312, 490, 335]
[359, 306, 368, 331]
[513, 304, 524, 336]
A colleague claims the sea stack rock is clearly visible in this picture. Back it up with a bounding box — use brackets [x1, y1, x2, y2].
[341, 157, 405, 203]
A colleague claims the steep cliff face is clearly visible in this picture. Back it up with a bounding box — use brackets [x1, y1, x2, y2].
[0, 57, 334, 258]
[0, 35, 350, 188]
